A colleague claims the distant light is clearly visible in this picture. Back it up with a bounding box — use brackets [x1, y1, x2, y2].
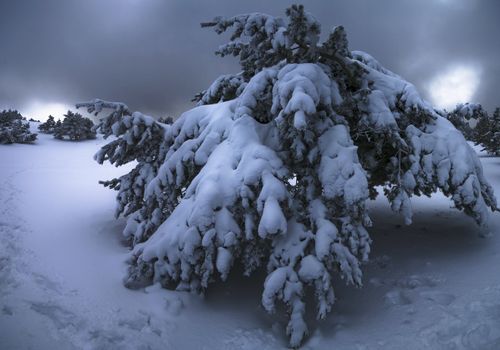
[428, 65, 480, 110]
[21, 101, 71, 122]
[435, 0, 472, 8]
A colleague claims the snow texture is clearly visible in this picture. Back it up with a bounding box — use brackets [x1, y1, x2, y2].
[1, 124, 500, 349]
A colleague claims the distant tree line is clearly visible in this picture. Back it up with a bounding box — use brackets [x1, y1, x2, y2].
[38, 110, 96, 141]
[2, 106, 168, 145]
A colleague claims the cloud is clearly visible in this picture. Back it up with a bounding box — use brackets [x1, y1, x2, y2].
[0, 0, 499, 118]
[428, 64, 481, 109]
[21, 101, 72, 121]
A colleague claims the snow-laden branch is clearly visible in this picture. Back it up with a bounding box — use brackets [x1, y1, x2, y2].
[76, 98, 129, 115]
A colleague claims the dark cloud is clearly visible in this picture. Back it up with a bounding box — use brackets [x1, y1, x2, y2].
[1, 0, 499, 119]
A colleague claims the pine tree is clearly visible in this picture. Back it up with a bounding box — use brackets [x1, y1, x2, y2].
[80, 5, 497, 347]
[38, 115, 57, 134]
[492, 108, 500, 154]
[0, 109, 23, 124]
[0, 109, 37, 144]
[474, 112, 490, 148]
[483, 108, 500, 155]
[472, 107, 500, 155]
[53, 110, 96, 141]
[446, 103, 485, 141]
[76, 100, 170, 247]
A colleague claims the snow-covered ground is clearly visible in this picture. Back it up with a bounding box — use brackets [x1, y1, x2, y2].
[1, 124, 500, 350]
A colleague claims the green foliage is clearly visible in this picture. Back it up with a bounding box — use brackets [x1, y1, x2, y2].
[446, 103, 486, 141]
[38, 115, 57, 134]
[475, 107, 500, 155]
[196, 4, 361, 105]
[0, 109, 37, 144]
[53, 111, 96, 141]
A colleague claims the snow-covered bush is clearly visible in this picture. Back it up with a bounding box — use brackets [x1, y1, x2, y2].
[81, 5, 497, 347]
[0, 109, 37, 144]
[38, 115, 57, 134]
[53, 111, 96, 141]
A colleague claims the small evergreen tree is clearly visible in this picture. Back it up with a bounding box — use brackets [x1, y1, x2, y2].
[446, 103, 485, 141]
[471, 107, 500, 155]
[38, 115, 57, 134]
[53, 111, 96, 141]
[80, 5, 497, 347]
[0, 109, 37, 144]
[491, 108, 500, 155]
[480, 108, 500, 155]
[0, 109, 23, 124]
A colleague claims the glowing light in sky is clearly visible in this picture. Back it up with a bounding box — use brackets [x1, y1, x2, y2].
[21, 101, 71, 122]
[428, 65, 481, 110]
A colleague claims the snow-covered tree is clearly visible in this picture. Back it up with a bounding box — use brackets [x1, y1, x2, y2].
[488, 108, 500, 154]
[38, 115, 57, 134]
[0, 109, 37, 144]
[474, 107, 500, 155]
[53, 110, 96, 141]
[158, 116, 174, 125]
[446, 103, 486, 141]
[80, 5, 497, 347]
[0, 109, 23, 125]
[76, 99, 169, 247]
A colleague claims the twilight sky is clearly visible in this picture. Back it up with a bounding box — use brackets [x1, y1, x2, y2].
[1, 0, 499, 120]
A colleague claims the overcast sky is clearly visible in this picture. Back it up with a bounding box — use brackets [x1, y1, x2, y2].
[1, 0, 499, 120]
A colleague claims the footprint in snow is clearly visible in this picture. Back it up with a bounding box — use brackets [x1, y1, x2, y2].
[419, 290, 456, 306]
[384, 290, 412, 306]
[32, 272, 62, 294]
[396, 274, 440, 289]
[165, 296, 184, 316]
[418, 290, 500, 349]
[223, 328, 280, 350]
[29, 300, 81, 330]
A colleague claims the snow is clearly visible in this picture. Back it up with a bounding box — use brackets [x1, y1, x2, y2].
[2, 123, 500, 349]
[317, 125, 368, 203]
[258, 196, 287, 237]
[21, 50, 496, 346]
[353, 51, 436, 114]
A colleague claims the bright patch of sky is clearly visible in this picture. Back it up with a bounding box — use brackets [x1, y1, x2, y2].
[428, 64, 481, 110]
[21, 101, 72, 122]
